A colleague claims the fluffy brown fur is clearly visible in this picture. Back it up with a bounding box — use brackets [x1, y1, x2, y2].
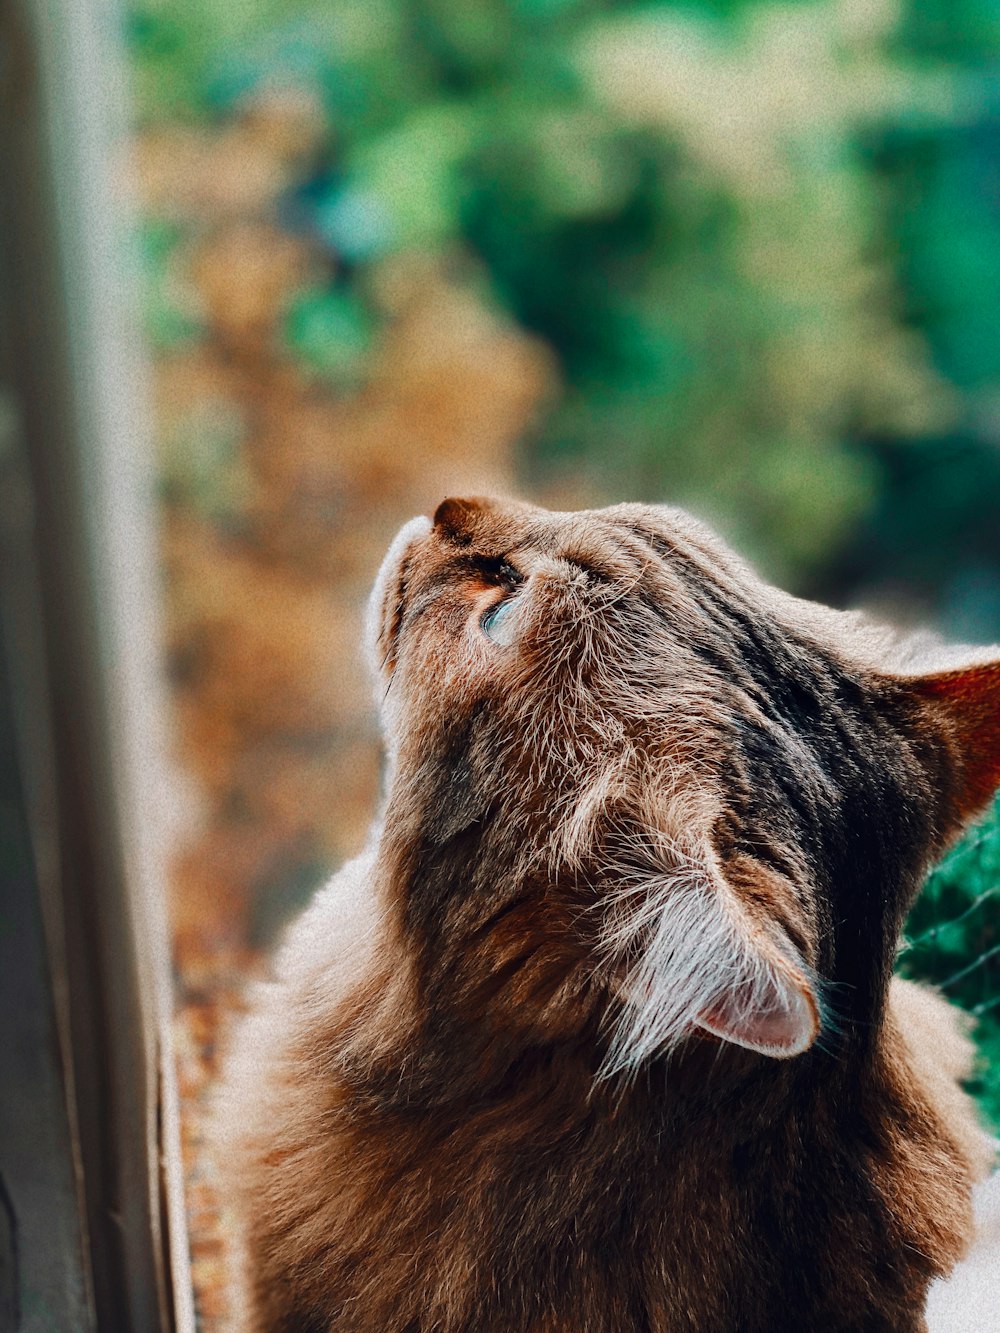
[217, 497, 995, 1333]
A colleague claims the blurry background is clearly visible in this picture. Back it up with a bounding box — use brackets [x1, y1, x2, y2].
[124, 0, 1000, 1321]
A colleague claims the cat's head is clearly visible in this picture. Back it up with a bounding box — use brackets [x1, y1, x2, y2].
[367, 496, 1000, 1076]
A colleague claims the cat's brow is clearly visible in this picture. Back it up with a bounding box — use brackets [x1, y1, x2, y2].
[559, 554, 616, 585]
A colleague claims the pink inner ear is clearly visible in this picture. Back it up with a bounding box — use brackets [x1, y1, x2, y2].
[911, 660, 1000, 817]
[695, 959, 819, 1059]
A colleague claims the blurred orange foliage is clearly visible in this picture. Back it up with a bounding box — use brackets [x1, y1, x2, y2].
[147, 91, 552, 1325]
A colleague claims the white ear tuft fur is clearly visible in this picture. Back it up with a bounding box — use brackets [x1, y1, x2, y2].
[601, 825, 820, 1075]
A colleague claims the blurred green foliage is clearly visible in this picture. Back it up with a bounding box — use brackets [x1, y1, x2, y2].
[900, 794, 1000, 1129]
[128, 0, 1000, 610]
[129, 0, 1000, 1120]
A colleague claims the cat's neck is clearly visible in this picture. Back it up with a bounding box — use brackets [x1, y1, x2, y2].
[331, 976, 959, 1333]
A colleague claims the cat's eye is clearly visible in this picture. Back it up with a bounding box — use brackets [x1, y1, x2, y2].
[475, 556, 523, 589]
[481, 596, 519, 646]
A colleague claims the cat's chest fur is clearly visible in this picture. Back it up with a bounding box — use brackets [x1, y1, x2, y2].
[325, 1076, 933, 1333]
[225, 887, 972, 1333]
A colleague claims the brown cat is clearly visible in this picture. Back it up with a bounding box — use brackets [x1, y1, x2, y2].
[216, 497, 995, 1333]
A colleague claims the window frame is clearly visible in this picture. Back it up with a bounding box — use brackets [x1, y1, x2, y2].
[0, 0, 193, 1327]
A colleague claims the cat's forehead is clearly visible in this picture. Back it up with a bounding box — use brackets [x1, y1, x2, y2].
[426, 495, 736, 576]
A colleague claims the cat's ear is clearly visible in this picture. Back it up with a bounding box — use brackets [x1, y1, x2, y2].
[907, 657, 1000, 818]
[690, 915, 820, 1059]
[607, 855, 821, 1071]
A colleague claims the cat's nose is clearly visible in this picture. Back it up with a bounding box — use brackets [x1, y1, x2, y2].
[433, 496, 495, 543]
